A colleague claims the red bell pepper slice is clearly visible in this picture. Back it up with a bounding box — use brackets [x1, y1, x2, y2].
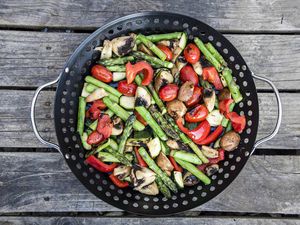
[126, 61, 154, 85]
[96, 114, 113, 140]
[176, 118, 211, 144]
[185, 86, 203, 107]
[197, 125, 224, 145]
[219, 99, 234, 114]
[197, 163, 208, 172]
[87, 131, 104, 145]
[169, 156, 183, 172]
[87, 100, 107, 120]
[85, 155, 117, 173]
[185, 104, 209, 123]
[202, 67, 223, 90]
[226, 112, 246, 133]
[109, 174, 129, 188]
[134, 147, 147, 167]
[208, 149, 225, 164]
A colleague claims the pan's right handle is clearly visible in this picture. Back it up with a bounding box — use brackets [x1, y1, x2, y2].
[250, 71, 282, 155]
[31, 73, 62, 154]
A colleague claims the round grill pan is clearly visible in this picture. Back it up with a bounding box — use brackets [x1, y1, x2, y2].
[31, 12, 282, 215]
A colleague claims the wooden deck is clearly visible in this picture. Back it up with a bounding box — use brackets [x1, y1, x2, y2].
[0, 0, 299, 224]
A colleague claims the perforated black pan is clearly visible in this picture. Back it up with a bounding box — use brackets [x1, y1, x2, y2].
[31, 12, 282, 215]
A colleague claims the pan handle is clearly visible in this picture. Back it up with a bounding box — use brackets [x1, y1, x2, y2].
[31, 73, 62, 154]
[250, 71, 282, 154]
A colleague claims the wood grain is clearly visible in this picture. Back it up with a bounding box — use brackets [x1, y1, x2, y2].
[0, 217, 299, 225]
[0, 0, 299, 32]
[0, 153, 299, 214]
[0, 90, 295, 149]
[0, 30, 299, 89]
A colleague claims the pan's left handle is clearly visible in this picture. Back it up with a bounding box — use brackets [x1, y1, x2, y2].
[31, 73, 62, 154]
[250, 71, 282, 155]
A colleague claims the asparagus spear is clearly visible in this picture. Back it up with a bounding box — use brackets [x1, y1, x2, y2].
[77, 96, 86, 136]
[85, 83, 119, 103]
[106, 65, 126, 72]
[138, 147, 178, 193]
[222, 68, 243, 103]
[194, 37, 223, 72]
[136, 34, 167, 61]
[147, 83, 167, 114]
[80, 132, 91, 150]
[85, 76, 122, 97]
[132, 51, 174, 69]
[107, 147, 132, 166]
[170, 150, 202, 165]
[149, 105, 180, 140]
[105, 109, 114, 117]
[226, 121, 233, 132]
[172, 32, 188, 63]
[205, 42, 227, 66]
[102, 97, 145, 131]
[118, 115, 135, 154]
[164, 114, 209, 164]
[175, 159, 211, 185]
[156, 176, 171, 198]
[135, 106, 168, 141]
[146, 32, 182, 42]
[98, 152, 119, 163]
[98, 56, 135, 66]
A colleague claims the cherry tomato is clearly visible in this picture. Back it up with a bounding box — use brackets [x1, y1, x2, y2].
[91, 65, 113, 83]
[202, 67, 223, 90]
[159, 84, 179, 102]
[157, 44, 173, 61]
[117, 80, 137, 96]
[86, 99, 107, 120]
[126, 61, 153, 85]
[226, 112, 246, 133]
[184, 43, 200, 64]
[134, 111, 147, 126]
[180, 65, 199, 86]
[185, 104, 209, 123]
[97, 114, 113, 140]
[185, 86, 203, 107]
[87, 131, 104, 145]
[219, 98, 234, 114]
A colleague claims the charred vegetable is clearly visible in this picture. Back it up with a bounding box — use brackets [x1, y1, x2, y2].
[220, 131, 241, 151]
[203, 88, 216, 112]
[111, 36, 135, 56]
[166, 100, 187, 119]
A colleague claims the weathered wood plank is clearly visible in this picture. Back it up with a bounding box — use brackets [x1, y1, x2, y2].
[0, 0, 299, 31]
[0, 153, 299, 214]
[0, 217, 299, 225]
[0, 30, 299, 89]
[0, 90, 296, 149]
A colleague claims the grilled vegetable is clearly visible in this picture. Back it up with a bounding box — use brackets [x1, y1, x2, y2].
[178, 81, 194, 102]
[183, 172, 199, 186]
[77, 96, 86, 136]
[85, 88, 108, 102]
[220, 131, 241, 151]
[131, 165, 156, 190]
[156, 152, 174, 176]
[126, 137, 151, 147]
[111, 117, 124, 136]
[205, 164, 219, 176]
[154, 69, 174, 92]
[113, 165, 131, 180]
[120, 96, 135, 110]
[99, 56, 135, 66]
[156, 176, 171, 198]
[111, 35, 135, 56]
[192, 61, 202, 75]
[137, 182, 159, 195]
[135, 86, 152, 108]
[85, 76, 122, 97]
[147, 137, 161, 158]
[222, 68, 243, 103]
[166, 140, 189, 151]
[170, 150, 202, 165]
[201, 145, 219, 158]
[166, 100, 187, 119]
[203, 88, 216, 112]
[80, 132, 91, 150]
[132, 51, 174, 69]
[118, 115, 135, 154]
[173, 171, 184, 189]
[206, 110, 224, 126]
[112, 72, 126, 82]
[100, 40, 112, 59]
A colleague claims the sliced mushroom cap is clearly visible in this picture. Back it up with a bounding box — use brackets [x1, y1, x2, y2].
[113, 165, 131, 180]
[201, 145, 219, 158]
[205, 164, 219, 176]
[131, 165, 156, 190]
[203, 88, 216, 112]
[136, 182, 159, 195]
[157, 39, 179, 51]
[154, 69, 174, 92]
[85, 88, 108, 102]
[111, 36, 135, 56]
[167, 100, 187, 119]
[183, 172, 199, 186]
[135, 86, 152, 108]
[175, 56, 187, 72]
[218, 88, 231, 101]
[220, 131, 241, 151]
[166, 140, 189, 151]
[156, 152, 174, 176]
[100, 40, 113, 59]
[111, 116, 124, 136]
[178, 81, 194, 102]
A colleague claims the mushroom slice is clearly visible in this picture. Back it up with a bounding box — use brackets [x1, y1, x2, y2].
[156, 152, 174, 176]
[100, 40, 112, 59]
[175, 56, 187, 72]
[203, 88, 216, 112]
[111, 116, 124, 136]
[220, 131, 241, 151]
[205, 164, 219, 176]
[183, 172, 199, 186]
[135, 86, 151, 108]
[154, 69, 174, 92]
[166, 140, 189, 151]
[131, 165, 156, 190]
[218, 88, 231, 101]
[166, 100, 187, 119]
[111, 36, 135, 56]
[147, 137, 161, 158]
[113, 165, 131, 180]
[201, 145, 219, 158]
[178, 81, 194, 102]
[136, 182, 159, 195]
[85, 88, 108, 102]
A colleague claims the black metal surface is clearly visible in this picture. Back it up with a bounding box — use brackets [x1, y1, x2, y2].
[54, 12, 259, 215]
